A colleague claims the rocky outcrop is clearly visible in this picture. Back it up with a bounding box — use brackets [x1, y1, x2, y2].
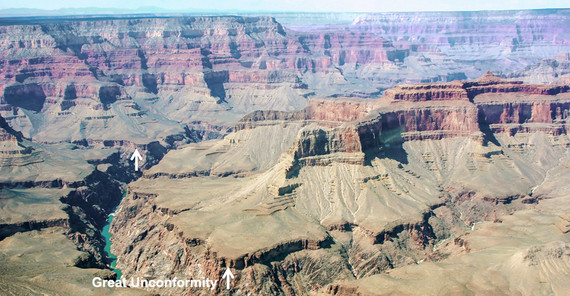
[349, 10, 570, 52]
[0, 113, 167, 275]
[0, 16, 311, 142]
[105, 71, 570, 295]
[244, 73, 569, 169]
[2, 11, 570, 296]
[378, 105, 480, 141]
[293, 126, 362, 158]
[2, 12, 569, 144]
[385, 71, 570, 102]
[506, 52, 570, 84]
[384, 81, 469, 102]
[0, 150, 126, 268]
[235, 99, 377, 130]
[0, 218, 69, 240]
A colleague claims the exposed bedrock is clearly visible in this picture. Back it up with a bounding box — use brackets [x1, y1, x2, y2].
[0, 11, 568, 295]
[238, 73, 570, 167]
[108, 73, 570, 295]
[0, 135, 153, 293]
[478, 101, 570, 122]
[111, 132, 566, 295]
[111, 184, 452, 295]
[0, 219, 69, 241]
[348, 10, 570, 50]
[379, 106, 480, 141]
[0, 112, 178, 280]
[385, 71, 570, 102]
[506, 52, 570, 84]
[383, 80, 470, 102]
[0, 16, 317, 142]
[2, 12, 569, 143]
[59, 173, 124, 267]
[293, 126, 362, 158]
[0, 153, 125, 269]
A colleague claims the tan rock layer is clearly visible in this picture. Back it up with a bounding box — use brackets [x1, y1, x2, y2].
[238, 73, 570, 168]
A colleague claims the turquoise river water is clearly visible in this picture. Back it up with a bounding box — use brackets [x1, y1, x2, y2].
[101, 193, 125, 278]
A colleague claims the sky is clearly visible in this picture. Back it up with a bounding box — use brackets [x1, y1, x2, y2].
[0, 0, 568, 12]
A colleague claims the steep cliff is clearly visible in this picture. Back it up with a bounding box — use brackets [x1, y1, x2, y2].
[110, 74, 570, 295]
[2, 12, 570, 145]
[0, 134, 148, 294]
[1, 11, 569, 296]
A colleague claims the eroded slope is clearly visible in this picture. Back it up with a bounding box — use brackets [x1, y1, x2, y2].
[110, 75, 570, 295]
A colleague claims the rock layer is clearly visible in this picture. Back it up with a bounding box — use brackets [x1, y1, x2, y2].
[110, 74, 570, 295]
[1, 10, 569, 296]
[2, 11, 570, 144]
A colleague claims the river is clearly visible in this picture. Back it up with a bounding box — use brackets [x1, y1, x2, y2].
[101, 195, 124, 279]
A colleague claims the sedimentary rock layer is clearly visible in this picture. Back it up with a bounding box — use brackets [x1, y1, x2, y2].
[110, 74, 570, 295]
[2, 11, 569, 144]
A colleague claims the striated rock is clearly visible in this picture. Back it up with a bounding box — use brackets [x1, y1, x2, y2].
[507, 52, 570, 84]
[2, 12, 569, 145]
[293, 125, 362, 158]
[1, 11, 570, 296]
[384, 80, 469, 102]
[109, 73, 570, 295]
[556, 214, 570, 233]
[239, 73, 569, 164]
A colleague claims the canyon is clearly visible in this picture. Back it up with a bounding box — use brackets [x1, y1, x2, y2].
[0, 9, 569, 296]
[111, 73, 570, 295]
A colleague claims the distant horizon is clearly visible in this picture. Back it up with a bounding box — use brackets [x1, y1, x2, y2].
[0, 7, 569, 18]
[0, 0, 569, 15]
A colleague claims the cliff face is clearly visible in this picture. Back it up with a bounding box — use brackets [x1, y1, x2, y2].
[2, 11, 570, 145]
[0, 129, 147, 294]
[0, 17, 295, 143]
[507, 52, 570, 84]
[0, 16, 392, 135]
[384, 81, 470, 102]
[110, 74, 570, 295]
[1, 11, 570, 296]
[293, 126, 362, 158]
[349, 10, 570, 52]
[285, 9, 570, 84]
[237, 73, 569, 167]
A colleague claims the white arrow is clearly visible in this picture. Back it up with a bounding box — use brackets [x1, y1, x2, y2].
[221, 267, 234, 290]
[130, 149, 143, 171]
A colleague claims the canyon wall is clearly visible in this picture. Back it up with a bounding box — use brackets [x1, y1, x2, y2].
[2, 11, 570, 145]
[236, 73, 569, 165]
[109, 74, 570, 295]
[1, 11, 569, 296]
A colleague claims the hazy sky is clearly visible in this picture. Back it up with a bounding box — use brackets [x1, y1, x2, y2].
[0, 0, 568, 12]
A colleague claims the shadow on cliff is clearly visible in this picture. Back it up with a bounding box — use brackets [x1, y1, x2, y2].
[4, 83, 46, 112]
[477, 108, 501, 147]
[204, 70, 229, 103]
[365, 128, 408, 165]
[382, 142, 408, 165]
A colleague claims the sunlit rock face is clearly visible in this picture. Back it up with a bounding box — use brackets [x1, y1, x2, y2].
[0, 10, 569, 296]
[2, 10, 570, 144]
[110, 75, 570, 295]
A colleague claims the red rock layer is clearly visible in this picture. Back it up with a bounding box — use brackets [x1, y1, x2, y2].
[384, 72, 570, 102]
[384, 81, 469, 102]
[0, 16, 398, 110]
[238, 73, 570, 165]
